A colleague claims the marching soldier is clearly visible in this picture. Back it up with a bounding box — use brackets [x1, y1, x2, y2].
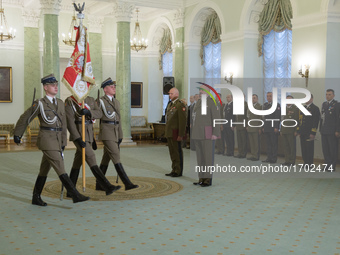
[222, 94, 235, 156]
[97, 78, 138, 190]
[280, 95, 299, 166]
[296, 94, 320, 167]
[165, 88, 187, 177]
[234, 99, 248, 158]
[320, 89, 340, 171]
[65, 94, 121, 195]
[246, 94, 262, 161]
[13, 74, 89, 206]
[191, 85, 220, 187]
[262, 92, 281, 163]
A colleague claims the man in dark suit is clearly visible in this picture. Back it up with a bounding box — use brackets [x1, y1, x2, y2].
[297, 94, 320, 167]
[320, 89, 340, 171]
[97, 78, 138, 190]
[262, 92, 281, 163]
[13, 74, 89, 206]
[215, 93, 225, 154]
[222, 94, 235, 156]
[247, 94, 262, 161]
[234, 99, 248, 158]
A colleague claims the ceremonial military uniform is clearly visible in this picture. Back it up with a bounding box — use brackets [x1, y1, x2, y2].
[235, 101, 248, 158]
[14, 74, 89, 205]
[223, 101, 235, 156]
[97, 78, 138, 191]
[191, 96, 220, 186]
[320, 99, 340, 171]
[297, 103, 320, 166]
[280, 104, 299, 165]
[215, 103, 225, 154]
[247, 102, 262, 160]
[189, 102, 196, 151]
[263, 102, 281, 163]
[165, 98, 187, 177]
[65, 95, 120, 195]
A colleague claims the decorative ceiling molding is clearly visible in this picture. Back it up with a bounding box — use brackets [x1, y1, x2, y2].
[88, 15, 104, 33]
[2, 0, 22, 7]
[173, 8, 185, 29]
[22, 9, 40, 28]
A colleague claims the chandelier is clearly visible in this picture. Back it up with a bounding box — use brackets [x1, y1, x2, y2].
[0, 0, 16, 43]
[62, 9, 78, 46]
[130, 8, 148, 52]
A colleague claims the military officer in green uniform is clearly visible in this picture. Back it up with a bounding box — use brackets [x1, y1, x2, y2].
[96, 78, 138, 191]
[65, 93, 121, 195]
[296, 94, 320, 167]
[280, 95, 300, 166]
[165, 88, 187, 177]
[234, 99, 248, 158]
[191, 85, 220, 186]
[247, 94, 262, 161]
[215, 93, 225, 154]
[13, 74, 89, 206]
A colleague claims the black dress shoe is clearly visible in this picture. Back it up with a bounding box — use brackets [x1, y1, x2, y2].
[262, 159, 270, 163]
[193, 182, 203, 185]
[201, 183, 211, 187]
[165, 172, 173, 176]
[251, 158, 259, 161]
[234, 155, 242, 158]
[269, 160, 277, 163]
[226, 154, 233, 157]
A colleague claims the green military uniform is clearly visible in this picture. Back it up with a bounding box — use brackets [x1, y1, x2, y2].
[215, 103, 225, 154]
[65, 95, 120, 195]
[235, 101, 248, 158]
[97, 93, 138, 191]
[65, 96, 102, 168]
[165, 98, 187, 176]
[191, 96, 220, 186]
[14, 74, 90, 205]
[247, 102, 262, 160]
[15, 96, 67, 176]
[280, 104, 299, 165]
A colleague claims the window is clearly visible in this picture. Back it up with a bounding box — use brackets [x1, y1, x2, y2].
[204, 42, 221, 79]
[162, 51, 173, 115]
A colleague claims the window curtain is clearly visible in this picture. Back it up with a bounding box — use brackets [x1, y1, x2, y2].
[162, 52, 173, 115]
[200, 13, 221, 65]
[159, 28, 172, 70]
[204, 42, 221, 79]
[258, 0, 293, 57]
[259, 0, 293, 102]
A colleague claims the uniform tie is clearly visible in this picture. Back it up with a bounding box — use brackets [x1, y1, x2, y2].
[52, 98, 58, 111]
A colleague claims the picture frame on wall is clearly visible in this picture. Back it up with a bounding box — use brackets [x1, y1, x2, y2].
[131, 82, 143, 108]
[0, 67, 13, 103]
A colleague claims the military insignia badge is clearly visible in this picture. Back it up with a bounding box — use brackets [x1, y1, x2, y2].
[182, 107, 185, 111]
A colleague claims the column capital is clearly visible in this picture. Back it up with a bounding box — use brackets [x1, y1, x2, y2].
[22, 9, 40, 28]
[173, 8, 185, 29]
[88, 15, 104, 34]
[40, 0, 62, 15]
[113, 1, 135, 22]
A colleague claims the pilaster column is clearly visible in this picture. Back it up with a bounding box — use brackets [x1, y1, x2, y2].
[113, 2, 135, 144]
[22, 9, 40, 108]
[40, 0, 61, 97]
[174, 8, 185, 98]
[88, 16, 104, 98]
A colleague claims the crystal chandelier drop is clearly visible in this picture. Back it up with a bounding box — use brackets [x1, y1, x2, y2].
[130, 8, 148, 52]
[62, 9, 78, 46]
[0, 0, 16, 43]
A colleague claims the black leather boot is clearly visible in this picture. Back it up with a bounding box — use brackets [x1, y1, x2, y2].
[67, 168, 80, 198]
[90, 165, 121, 195]
[32, 176, 48, 206]
[59, 173, 90, 203]
[95, 165, 108, 191]
[114, 163, 138, 191]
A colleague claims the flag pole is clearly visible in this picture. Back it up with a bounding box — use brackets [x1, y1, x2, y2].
[82, 100, 86, 191]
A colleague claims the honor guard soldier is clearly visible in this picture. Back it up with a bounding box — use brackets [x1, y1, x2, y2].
[222, 94, 235, 156]
[246, 94, 262, 161]
[280, 95, 300, 166]
[65, 93, 121, 195]
[296, 94, 320, 167]
[262, 92, 281, 163]
[191, 85, 220, 187]
[97, 78, 138, 190]
[13, 74, 89, 206]
[165, 88, 187, 177]
[320, 89, 340, 172]
[234, 99, 248, 158]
